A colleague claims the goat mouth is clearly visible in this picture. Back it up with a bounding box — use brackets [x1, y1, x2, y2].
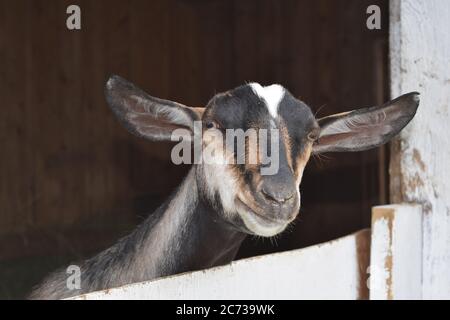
[235, 197, 288, 237]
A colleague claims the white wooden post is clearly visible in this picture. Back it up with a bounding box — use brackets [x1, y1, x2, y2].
[370, 205, 422, 300]
[390, 0, 450, 299]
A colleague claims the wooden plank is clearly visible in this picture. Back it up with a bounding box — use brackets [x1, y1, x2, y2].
[196, 0, 234, 97]
[27, 0, 60, 229]
[167, 1, 201, 105]
[232, 0, 259, 83]
[389, 0, 450, 299]
[71, 230, 370, 300]
[370, 204, 422, 300]
[0, 0, 31, 234]
[280, 0, 313, 101]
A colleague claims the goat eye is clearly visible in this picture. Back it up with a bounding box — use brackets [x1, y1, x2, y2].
[205, 121, 217, 129]
[307, 130, 320, 141]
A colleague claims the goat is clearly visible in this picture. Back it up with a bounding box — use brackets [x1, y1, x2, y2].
[29, 75, 419, 299]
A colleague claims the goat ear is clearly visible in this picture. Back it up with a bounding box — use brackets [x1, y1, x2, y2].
[312, 92, 420, 153]
[105, 75, 205, 142]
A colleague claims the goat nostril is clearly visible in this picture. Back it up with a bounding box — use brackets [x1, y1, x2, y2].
[261, 189, 277, 203]
[279, 193, 294, 204]
[261, 188, 294, 204]
[283, 193, 294, 202]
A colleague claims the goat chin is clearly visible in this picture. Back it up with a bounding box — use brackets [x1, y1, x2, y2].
[235, 200, 288, 237]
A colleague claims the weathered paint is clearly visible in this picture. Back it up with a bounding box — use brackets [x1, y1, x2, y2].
[390, 0, 450, 299]
[370, 211, 392, 300]
[370, 205, 422, 300]
[70, 230, 370, 300]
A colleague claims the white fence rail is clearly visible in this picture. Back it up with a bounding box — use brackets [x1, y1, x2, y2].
[71, 204, 424, 300]
[72, 230, 370, 300]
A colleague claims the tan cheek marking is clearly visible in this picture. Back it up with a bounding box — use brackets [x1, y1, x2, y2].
[232, 161, 264, 212]
[295, 143, 313, 184]
[280, 123, 294, 170]
[192, 107, 205, 119]
[202, 129, 233, 164]
[234, 166, 259, 211]
[203, 128, 259, 209]
[238, 167, 264, 213]
[245, 132, 261, 168]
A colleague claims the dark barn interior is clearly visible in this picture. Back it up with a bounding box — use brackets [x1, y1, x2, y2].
[0, 0, 388, 299]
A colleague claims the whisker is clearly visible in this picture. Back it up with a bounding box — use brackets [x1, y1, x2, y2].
[314, 103, 328, 118]
[312, 151, 334, 167]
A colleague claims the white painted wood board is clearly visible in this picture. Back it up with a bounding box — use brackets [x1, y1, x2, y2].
[71, 230, 370, 300]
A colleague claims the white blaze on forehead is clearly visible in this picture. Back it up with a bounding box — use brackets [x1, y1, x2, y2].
[249, 83, 285, 119]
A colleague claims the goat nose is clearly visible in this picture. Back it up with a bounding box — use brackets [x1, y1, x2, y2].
[261, 185, 295, 204]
